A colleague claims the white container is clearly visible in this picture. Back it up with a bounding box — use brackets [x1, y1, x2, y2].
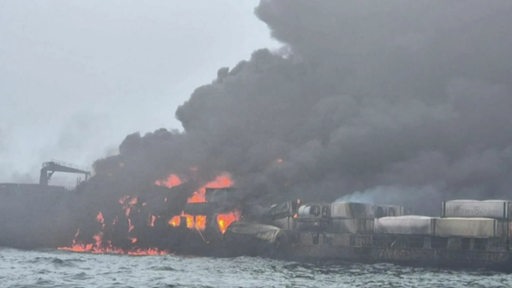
[374, 215, 436, 235]
[442, 199, 511, 219]
[331, 202, 405, 219]
[330, 202, 353, 218]
[435, 217, 500, 238]
[330, 219, 374, 234]
[330, 202, 375, 219]
[378, 205, 406, 217]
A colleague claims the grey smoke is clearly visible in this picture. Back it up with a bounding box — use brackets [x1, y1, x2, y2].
[336, 185, 444, 216]
[0, 1, 275, 185]
[87, 0, 512, 217]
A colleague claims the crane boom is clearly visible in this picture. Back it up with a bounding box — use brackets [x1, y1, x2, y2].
[39, 161, 91, 185]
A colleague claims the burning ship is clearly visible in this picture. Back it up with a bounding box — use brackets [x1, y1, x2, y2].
[2, 162, 512, 271]
[55, 172, 243, 256]
[0, 163, 242, 256]
[2, 0, 512, 274]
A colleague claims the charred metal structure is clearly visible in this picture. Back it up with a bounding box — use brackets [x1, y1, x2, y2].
[232, 199, 512, 271]
[2, 163, 512, 271]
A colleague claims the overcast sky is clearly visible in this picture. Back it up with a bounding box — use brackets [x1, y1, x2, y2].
[0, 0, 279, 184]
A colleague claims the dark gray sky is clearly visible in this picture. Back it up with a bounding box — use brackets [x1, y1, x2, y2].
[0, 0, 278, 184]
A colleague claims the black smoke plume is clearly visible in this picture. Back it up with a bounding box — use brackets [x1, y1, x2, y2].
[72, 0, 512, 246]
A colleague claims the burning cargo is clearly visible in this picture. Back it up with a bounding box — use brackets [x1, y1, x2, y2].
[3, 162, 512, 271]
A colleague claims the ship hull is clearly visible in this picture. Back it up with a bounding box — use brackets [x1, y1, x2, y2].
[279, 232, 512, 272]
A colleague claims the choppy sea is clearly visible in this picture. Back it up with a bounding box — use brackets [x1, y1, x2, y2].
[1, 248, 511, 288]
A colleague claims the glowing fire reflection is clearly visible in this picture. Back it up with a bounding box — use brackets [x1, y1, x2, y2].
[58, 223, 168, 256]
[58, 244, 167, 256]
[58, 206, 169, 256]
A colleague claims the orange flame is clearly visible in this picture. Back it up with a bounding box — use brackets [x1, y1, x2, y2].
[119, 195, 138, 217]
[61, 171, 239, 255]
[185, 214, 194, 229]
[165, 172, 237, 233]
[167, 212, 207, 230]
[58, 224, 167, 256]
[118, 195, 130, 205]
[217, 210, 240, 234]
[93, 232, 103, 248]
[167, 212, 196, 229]
[155, 174, 182, 188]
[59, 196, 170, 255]
[194, 215, 207, 230]
[58, 243, 167, 256]
[187, 173, 233, 203]
[168, 215, 181, 227]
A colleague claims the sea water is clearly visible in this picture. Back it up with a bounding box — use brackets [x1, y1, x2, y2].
[1, 248, 511, 288]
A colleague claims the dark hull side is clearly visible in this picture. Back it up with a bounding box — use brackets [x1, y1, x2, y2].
[1, 184, 511, 272]
[281, 232, 512, 272]
[0, 184, 78, 249]
[373, 248, 512, 271]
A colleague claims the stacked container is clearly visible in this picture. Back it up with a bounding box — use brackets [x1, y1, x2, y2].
[373, 200, 511, 247]
[442, 200, 511, 219]
[328, 202, 405, 234]
[293, 201, 405, 233]
[374, 215, 436, 236]
[440, 200, 510, 239]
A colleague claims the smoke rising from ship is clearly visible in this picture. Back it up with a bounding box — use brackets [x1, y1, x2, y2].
[85, 0, 512, 220]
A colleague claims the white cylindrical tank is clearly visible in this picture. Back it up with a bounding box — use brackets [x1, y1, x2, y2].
[297, 204, 326, 219]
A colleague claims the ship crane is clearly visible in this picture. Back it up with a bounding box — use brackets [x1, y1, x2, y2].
[39, 161, 91, 186]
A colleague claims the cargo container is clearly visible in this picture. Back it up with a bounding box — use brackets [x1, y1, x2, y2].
[330, 202, 405, 219]
[330, 202, 375, 218]
[442, 200, 511, 219]
[374, 216, 436, 236]
[330, 218, 374, 234]
[435, 217, 502, 238]
[279, 199, 512, 271]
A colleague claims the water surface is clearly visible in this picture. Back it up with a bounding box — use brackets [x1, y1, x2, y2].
[1, 248, 510, 287]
